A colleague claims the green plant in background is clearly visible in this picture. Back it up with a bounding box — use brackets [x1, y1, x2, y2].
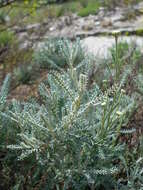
[0, 31, 15, 48]
[110, 32, 127, 80]
[108, 35, 142, 83]
[110, 41, 129, 63]
[85, 38, 141, 90]
[78, 0, 100, 17]
[0, 30, 16, 79]
[13, 64, 33, 85]
[79, 0, 89, 8]
[34, 38, 86, 69]
[0, 10, 7, 24]
[114, 33, 120, 80]
[135, 74, 143, 95]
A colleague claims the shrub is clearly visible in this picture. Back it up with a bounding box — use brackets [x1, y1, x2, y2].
[78, 1, 100, 17]
[79, 0, 89, 8]
[34, 38, 86, 69]
[6, 51, 135, 189]
[0, 74, 17, 189]
[0, 31, 15, 48]
[0, 10, 7, 24]
[110, 42, 129, 62]
[13, 64, 33, 84]
[0, 39, 142, 189]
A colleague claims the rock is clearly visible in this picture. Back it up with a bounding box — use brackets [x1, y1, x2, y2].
[110, 12, 125, 22]
[82, 21, 95, 31]
[26, 23, 41, 31]
[82, 36, 143, 58]
[18, 32, 29, 41]
[98, 7, 105, 18]
[5, 15, 10, 23]
[100, 18, 112, 27]
[12, 1, 143, 58]
[134, 2, 143, 12]
[19, 40, 32, 50]
[13, 26, 27, 33]
[62, 16, 72, 26]
[39, 4, 143, 40]
[82, 37, 115, 58]
[49, 26, 56, 31]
